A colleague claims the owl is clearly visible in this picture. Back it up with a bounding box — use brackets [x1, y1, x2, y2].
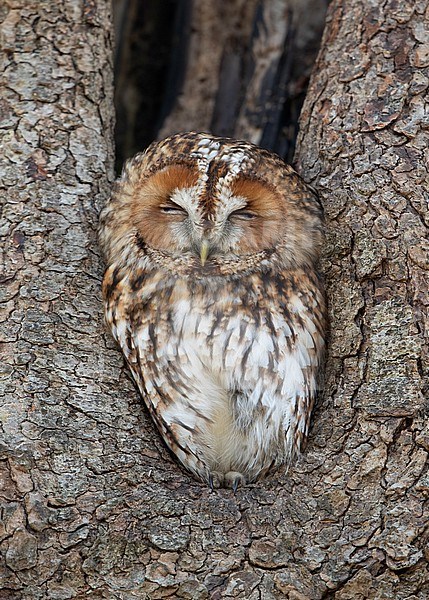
[99, 132, 326, 490]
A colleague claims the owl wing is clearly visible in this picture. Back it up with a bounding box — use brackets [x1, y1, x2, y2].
[130, 331, 212, 480]
[103, 265, 210, 480]
[222, 271, 325, 471]
[272, 274, 326, 454]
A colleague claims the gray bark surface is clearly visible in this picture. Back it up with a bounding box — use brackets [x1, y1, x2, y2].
[295, 0, 429, 597]
[1, 1, 428, 599]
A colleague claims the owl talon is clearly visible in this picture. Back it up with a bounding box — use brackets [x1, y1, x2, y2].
[224, 471, 246, 491]
[208, 472, 223, 489]
[207, 471, 245, 490]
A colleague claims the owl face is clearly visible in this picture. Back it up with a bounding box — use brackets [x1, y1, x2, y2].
[132, 163, 288, 261]
[100, 132, 323, 275]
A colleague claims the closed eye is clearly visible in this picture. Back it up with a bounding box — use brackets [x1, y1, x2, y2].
[159, 200, 188, 216]
[229, 208, 258, 221]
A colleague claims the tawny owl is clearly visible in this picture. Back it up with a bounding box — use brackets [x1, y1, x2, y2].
[99, 132, 326, 489]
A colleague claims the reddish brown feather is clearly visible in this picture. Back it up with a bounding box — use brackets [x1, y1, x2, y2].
[131, 165, 199, 250]
[231, 178, 281, 215]
[230, 178, 286, 253]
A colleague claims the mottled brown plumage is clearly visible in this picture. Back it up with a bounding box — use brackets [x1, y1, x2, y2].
[99, 132, 326, 488]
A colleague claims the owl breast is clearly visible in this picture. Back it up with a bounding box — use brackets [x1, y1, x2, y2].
[104, 264, 324, 488]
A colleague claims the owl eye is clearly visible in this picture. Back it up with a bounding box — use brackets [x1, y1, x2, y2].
[229, 209, 257, 221]
[160, 201, 188, 216]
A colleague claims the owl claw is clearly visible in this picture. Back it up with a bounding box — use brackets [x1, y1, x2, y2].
[232, 478, 240, 493]
[207, 471, 246, 490]
[207, 472, 223, 489]
[224, 471, 246, 492]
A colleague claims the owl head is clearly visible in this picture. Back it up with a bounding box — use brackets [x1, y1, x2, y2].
[99, 132, 323, 276]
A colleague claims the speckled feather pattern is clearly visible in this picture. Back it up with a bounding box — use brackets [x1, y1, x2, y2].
[100, 132, 326, 488]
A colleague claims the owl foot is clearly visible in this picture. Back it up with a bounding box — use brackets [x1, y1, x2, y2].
[208, 473, 217, 490]
[207, 471, 246, 491]
[208, 471, 223, 489]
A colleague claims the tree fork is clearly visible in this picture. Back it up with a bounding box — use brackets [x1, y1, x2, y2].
[1, 0, 427, 598]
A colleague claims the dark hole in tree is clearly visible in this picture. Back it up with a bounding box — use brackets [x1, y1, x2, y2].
[113, 0, 191, 173]
[113, 0, 327, 173]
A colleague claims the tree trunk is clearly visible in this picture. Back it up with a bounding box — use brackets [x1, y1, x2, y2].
[0, 1, 119, 597]
[1, 1, 428, 600]
[293, 0, 429, 596]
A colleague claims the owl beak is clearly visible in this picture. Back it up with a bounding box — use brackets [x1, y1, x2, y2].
[200, 239, 210, 266]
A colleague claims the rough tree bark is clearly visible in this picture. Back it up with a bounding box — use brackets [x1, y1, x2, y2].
[1, 1, 428, 600]
[294, 0, 429, 596]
